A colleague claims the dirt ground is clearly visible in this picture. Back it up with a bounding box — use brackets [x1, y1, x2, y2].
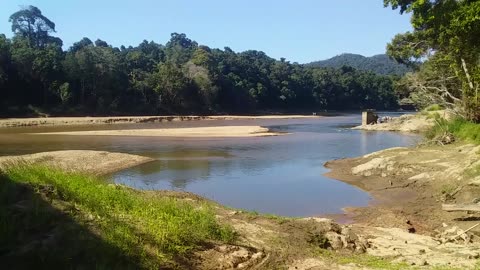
[33, 125, 285, 137]
[325, 143, 480, 268]
[0, 115, 320, 128]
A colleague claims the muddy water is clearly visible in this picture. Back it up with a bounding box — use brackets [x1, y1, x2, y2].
[0, 113, 419, 216]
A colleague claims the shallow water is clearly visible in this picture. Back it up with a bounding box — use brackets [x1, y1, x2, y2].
[0, 113, 419, 216]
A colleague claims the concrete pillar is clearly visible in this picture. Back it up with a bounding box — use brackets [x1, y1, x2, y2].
[362, 110, 377, 125]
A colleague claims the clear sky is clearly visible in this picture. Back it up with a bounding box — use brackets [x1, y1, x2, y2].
[0, 0, 411, 63]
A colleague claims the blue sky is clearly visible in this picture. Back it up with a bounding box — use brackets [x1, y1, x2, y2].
[0, 0, 411, 63]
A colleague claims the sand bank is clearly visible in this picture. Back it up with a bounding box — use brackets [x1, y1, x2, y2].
[34, 125, 284, 137]
[0, 150, 153, 175]
[0, 115, 320, 128]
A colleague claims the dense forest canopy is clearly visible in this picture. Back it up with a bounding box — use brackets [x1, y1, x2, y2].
[384, 0, 480, 121]
[306, 54, 411, 76]
[0, 6, 401, 116]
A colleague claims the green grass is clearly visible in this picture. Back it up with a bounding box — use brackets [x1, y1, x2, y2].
[425, 104, 443, 111]
[315, 249, 470, 270]
[426, 117, 480, 144]
[314, 249, 413, 270]
[0, 164, 235, 269]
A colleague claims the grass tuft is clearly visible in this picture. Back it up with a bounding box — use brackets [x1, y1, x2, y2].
[426, 117, 480, 145]
[314, 249, 413, 270]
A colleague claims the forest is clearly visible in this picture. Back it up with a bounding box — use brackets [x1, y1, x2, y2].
[0, 6, 400, 116]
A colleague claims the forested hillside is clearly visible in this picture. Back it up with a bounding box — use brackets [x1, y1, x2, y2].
[0, 6, 400, 116]
[306, 53, 410, 75]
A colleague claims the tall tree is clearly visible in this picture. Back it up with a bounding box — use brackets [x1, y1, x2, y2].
[9, 5, 61, 48]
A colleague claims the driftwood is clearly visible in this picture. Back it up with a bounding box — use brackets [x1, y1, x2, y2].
[442, 204, 480, 212]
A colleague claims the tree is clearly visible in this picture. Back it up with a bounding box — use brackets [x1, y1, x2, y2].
[385, 0, 480, 121]
[0, 34, 10, 86]
[9, 5, 61, 48]
[95, 39, 109, 48]
[396, 53, 462, 112]
[165, 33, 197, 66]
[70, 37, 93, 53]
[151, 62, 194, 111]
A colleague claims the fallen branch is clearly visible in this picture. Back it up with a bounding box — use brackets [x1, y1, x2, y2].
[449, 223, 480, 241]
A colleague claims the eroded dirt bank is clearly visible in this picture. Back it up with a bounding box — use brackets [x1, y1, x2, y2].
[326, 143, 480, 268]
[0, 115, 320, 128]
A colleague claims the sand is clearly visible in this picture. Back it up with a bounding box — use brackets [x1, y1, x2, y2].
[33, 125, 285, 137]
[0, 150, 153, 175]
[0, 115, 320, 128]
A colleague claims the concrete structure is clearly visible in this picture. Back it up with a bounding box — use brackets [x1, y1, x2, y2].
[362, 110, 378, 125]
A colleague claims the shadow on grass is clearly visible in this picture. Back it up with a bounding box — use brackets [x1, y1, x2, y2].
[0, 173, 175, 270]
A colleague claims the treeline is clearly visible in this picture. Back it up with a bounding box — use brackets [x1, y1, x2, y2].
[0, 6, 399, 116]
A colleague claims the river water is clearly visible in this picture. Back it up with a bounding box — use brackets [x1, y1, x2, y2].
[0, 113, 419, 216]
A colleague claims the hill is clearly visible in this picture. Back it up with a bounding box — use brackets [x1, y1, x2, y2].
[306, 53, 411, 75]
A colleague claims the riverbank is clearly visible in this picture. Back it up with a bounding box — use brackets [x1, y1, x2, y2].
[0, 151, 375, 269]
[2, 149, 480, 269]
[353, 113, 435, 133]
[0, 115, 320, 128]
[33, 126, 284, 138]
[325, 143, 480, 267]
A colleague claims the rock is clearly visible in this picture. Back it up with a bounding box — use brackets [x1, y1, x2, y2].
[325, 232, 344, 250]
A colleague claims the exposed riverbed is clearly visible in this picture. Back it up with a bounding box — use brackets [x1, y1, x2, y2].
[0, 113, 419, 216]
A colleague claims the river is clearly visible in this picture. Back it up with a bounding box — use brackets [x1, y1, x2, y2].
[0, 113, 419, 216]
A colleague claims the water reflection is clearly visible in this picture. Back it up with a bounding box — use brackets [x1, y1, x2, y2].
[109, 115, 419, 216]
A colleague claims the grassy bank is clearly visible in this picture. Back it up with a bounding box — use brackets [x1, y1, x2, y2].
[426, 117, 480, 144]
[0, 164, 234, 269]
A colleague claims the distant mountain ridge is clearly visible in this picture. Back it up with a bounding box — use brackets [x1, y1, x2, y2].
[305, 53, 411, 76]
